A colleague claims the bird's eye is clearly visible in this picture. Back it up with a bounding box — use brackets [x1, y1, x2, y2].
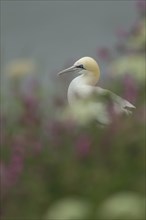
[76, 64, 85, 69]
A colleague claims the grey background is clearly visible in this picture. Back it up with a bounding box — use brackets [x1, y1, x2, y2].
[1, 0, 138, 91]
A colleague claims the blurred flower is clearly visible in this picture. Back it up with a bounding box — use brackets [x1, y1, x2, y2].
[136, 105, 146, 123]
[6, 59, 35, 78]
[0, 162, 9, 196]
[33, 141, 42, 154]
[21, 77, 40, 97]
[97, 47, 111, 61]
[76, 135, 91, 158]
[7, 136, 25, 186]
[110, 55, 145, 83]
[22, 95, 39, 110]
[53, 96, 65, 107]
[123, 75, 138, 103]
[46, 120, 65, 147]
[8, 154, 24, 185]
[58, 100, 111, 125]
[48, 120, 64, 137]
[44, 198, 90, 220]
[20, 95, 40, 126]
[98, 192, 145, 220]
[136, 0, 146, 15]
[116, 28, 129, 39]
[127, 19, 146, 51]
[0, 115, 7, 146]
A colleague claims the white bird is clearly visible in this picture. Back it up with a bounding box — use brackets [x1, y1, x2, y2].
[58, 57, 135, 125]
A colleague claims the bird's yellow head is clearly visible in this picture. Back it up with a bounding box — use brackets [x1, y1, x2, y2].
[74, 57, 100, 79]
[58, 56, 100, 83]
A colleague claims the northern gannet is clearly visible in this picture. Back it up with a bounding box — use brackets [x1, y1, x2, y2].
[58, 57, 135, 125]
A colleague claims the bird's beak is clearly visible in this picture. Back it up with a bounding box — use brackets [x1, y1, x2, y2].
[58, 65, 77, 76]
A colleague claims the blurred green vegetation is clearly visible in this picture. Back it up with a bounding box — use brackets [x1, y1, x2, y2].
[1, 1, 145, 219]
[1, 80, 145, 219]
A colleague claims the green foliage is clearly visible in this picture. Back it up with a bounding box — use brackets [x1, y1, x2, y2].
[1, 80, 145, 219]
[1, 1, 145, 219]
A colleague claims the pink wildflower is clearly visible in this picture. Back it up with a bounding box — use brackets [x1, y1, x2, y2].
[123, 74, 138, 104]
[76, 135, 91, 158]
[97, 47, 111, 61]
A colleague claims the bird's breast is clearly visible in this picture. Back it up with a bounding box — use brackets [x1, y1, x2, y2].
[67, 76, 95, 106]
[67, 78, 81, 106]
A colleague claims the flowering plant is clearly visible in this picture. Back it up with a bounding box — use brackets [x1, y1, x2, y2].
[1, 1, 145, 219]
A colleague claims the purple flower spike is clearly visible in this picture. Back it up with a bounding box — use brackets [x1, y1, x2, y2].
[123, 74, 138, 104]
[116, 28, 128, 38]
[136, 105, 146, 124]
[0, 162, 10, 195]
[97, 47, 111, 61]
[136, 0, 146, 15]
[76, 135, 91, 158]
[12, 135, 26, 151]
[23, 95, 38, 110]
[8, 154, 24, 186]
[5, 135, 26, 187]
[33, 141, 42, 154]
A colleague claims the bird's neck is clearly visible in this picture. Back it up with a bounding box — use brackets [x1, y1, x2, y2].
[81, 71, 99, 86]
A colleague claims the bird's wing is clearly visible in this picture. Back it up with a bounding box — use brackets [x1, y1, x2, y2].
[78, 85, 135, 112]
[95, 87, 136, 114]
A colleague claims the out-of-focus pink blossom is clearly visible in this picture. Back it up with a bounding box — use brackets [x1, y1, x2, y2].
[48, 120, 63, 137]
[23, 95, 38, 110]
[136, 0, 146, 15]
[20, 95, 40, 126]
[8, 152, 24, 186]
[4, 134, 27, 187]
[123, 74, 138, 104]
[32, 141, 42, 154]
[131, 22, 142, 36]
[136, 105, 146, 123]
[12, 135, 26, 152]
[100, 127, 113, 160]
[106, 102, 121, 130]
[53, 97, 65, 107]
[97, 47, 111, 61]
[11, 154, 24, 171]
[22, 77, 39, 97]
[116, 28, 129, 38]
[75, 135, 91, 158]
[0, 162, 9, 195]
[116, 43, 127, 53]
[47, 120, 64, 147]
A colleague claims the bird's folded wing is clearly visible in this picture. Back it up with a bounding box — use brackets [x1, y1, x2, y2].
[95, 87, 136, 110]
[74, 85, 135, 111]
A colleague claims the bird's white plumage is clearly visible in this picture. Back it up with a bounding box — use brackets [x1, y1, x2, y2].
[58, 57, 135, 125]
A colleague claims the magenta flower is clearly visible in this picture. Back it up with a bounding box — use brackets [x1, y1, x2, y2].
[4, 134, 27, 187]
[107, 101, 116, 120]
[116, 28, 128, 38]
[136, 105, 146, 124]
[47, 120, 64, 147]
[136, 0, 146, 15]
[75, 135, 91, 158]
[20, 95, 40, 126]
[0, 162, 10, 196]
[97, 47, 111, 61]
[123, 74, 138, 104]
[33, 141, 42, 154]
[24, 77, 39, 94]
[22, 95, 38, 110]
[53, 96, 65, 107]
[7, 155, 24, 186]
[48, 120, 63, 137]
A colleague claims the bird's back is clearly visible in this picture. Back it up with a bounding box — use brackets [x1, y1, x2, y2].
[67, 78, 135, 125]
